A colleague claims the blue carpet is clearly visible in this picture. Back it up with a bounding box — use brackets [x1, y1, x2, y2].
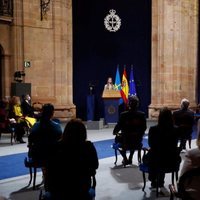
[0, 130, 197, 180]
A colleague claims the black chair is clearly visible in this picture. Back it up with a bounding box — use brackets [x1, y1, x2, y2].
[24, 156, 43, 189]
[0, 118, 15, 145]
[169, 167, 200, 200]
[139, 148, 179, 197]
[111, 141, 142, 166]
[111, 133, 142, 166]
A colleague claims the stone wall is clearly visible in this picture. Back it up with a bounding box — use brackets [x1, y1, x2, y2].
[0, 0, 75, 120]
[150, 0, 199, 118]
[0, 0, 199, 120]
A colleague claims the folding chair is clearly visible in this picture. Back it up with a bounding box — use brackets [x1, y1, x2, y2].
[24, 156, 43, 190]
[139, 148, 179, 197]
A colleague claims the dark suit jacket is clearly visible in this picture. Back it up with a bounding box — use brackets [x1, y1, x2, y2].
[46, 140, 99, 200]
[21, 100, 34, 117]
[173, 108, 194, 138]
[148, 125, 181, 171]
[113, 109, 147, 150]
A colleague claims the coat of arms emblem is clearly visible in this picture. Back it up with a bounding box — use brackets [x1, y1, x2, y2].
[104, 9, 121, 32]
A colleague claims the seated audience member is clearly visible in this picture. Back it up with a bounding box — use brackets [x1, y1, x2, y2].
[113, 95, 147, 166]
[172, 98, 195, 151]
[9, 96, 27, 143]
[178, 132, 200, 199]
[148, 107, 181, 188]
[180, 127, 200, 176]
[21, 94, 41, 121]
[21, 94, 34, 117]
[0, 100, 10, 131]
[45, 119, 99, 200]
[28, 103, 62, 184]
[9, 96, 36, 128]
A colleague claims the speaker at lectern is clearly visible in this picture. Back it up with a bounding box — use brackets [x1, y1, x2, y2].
[102, 90, 121, 124]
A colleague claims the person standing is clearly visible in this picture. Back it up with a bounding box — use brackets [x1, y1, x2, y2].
[104, 77, 115, 90]
[173, 98, 195, 151]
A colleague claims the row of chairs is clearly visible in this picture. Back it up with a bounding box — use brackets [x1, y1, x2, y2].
[0, 102, 43, 145]
[0, 121, 32, 145]
[0, 125, 15, 145]
[112, 139, 198, 199]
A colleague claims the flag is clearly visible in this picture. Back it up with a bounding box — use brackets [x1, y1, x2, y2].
[114, 66, 121, 90]
[120, 67, 129, 104]
[129, 67, 137, 96]
[114, 66, 123, 104]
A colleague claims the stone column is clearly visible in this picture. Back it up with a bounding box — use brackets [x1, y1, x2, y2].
[149, 0, 199, 118]
[11, 0, 24, 74]
[20, 0, 75, 119]
[52, 0, 76, 119]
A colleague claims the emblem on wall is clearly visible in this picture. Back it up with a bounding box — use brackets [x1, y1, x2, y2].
[104, 9, 121, 32]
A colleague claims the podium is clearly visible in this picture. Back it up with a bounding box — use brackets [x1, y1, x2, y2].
[102, 90, 121, 124]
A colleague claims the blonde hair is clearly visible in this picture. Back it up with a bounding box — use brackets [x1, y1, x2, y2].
[10, 96, 21, 105]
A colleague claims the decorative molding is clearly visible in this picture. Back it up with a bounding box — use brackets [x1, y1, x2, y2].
[40, 0, 51, 21]
[104, 9, 121, 32]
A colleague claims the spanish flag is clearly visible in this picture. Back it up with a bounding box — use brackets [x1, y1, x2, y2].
[120, 67, 129, 104]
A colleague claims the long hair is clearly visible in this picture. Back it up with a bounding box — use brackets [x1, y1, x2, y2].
[158, 107, 173, 129]
[62, 118, 87, 145]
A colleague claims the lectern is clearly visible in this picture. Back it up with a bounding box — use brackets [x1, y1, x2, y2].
[102, 90, 121, 124]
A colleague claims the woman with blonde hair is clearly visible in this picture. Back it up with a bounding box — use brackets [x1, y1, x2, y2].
[9, 96, 36, 143]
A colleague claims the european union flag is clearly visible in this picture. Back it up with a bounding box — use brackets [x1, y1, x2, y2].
[129, 67, 137, 96]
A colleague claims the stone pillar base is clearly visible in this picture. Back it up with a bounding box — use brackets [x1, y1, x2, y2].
[54, 105, 76, 121]
[148, 103, 197, 119]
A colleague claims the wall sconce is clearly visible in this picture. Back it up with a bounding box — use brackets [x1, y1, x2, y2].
[14, 71, 25, 83]
[40, 0, 51, 21]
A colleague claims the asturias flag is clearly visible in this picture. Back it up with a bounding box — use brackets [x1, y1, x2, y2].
[129, 67, 137, 96]
[114, 66, 121, 91]
[114, 66, 123, 105]
[120, 67, 129, 104]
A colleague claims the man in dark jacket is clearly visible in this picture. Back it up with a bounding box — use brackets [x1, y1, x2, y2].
[173, 98, 194, 151]
[28, 103, 62, 190]
[21, 94, 34, 117]
[113, 95, 147, 166]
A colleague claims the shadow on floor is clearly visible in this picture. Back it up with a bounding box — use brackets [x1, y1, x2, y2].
[9, 184, 43, 200]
